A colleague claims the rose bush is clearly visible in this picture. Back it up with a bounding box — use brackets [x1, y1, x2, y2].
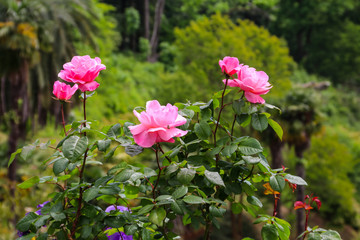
[10, 56, 341, 240]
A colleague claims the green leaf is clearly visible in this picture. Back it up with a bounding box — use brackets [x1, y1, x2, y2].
[251, 113, 268, 132]
[142, 228, 152, 240]
[265, 103, 281, 113]
[200, 108, 212, 121]
[20, 144, 36, 161]
[247, 196, 263, 208]
[62, 136, 88, 162]
[115, 169, 134, 182]
[232, 99, 245, 115]
[213, 89, 232, 99]
[172, 186, 188, 199]
[107, 123, 121, 139]
[222, 143, 238, 157]
[149, 208, 166, 226]
[81, 225, 92, 239]
[34, 215, 50, 228]
[177, 168, 196, 184]
[83, 187, 100, 202]
[308, 233, 321, 240]
[104, 216, 126, 228]
[238, 138, 263, 155]
[183, 195, 204, 204]
[16, 212, 38, 232]
[261, 224, 279, 240]
[171, 200, 184, 215]
[138, 204, 154, 215]
[97, 139, 111, 152]
[104, 146, 118, 160]
[209, 205, 226, 217]
[242, 156, 261, 164]
[204, 170, 225, 187]
[115, 136, 132, 146]
[165, 164, 179, 176]
[236, 114, 251, 127]
[53, 158, 69, 175]
[144, 167, 157, 177]
[194, 121, 212, 140]
[320, 230, 342, 239]
[125, 145, 143, 157]
[125, 185, 139, 198]
[8, 148, 22, 167]
[268, 119, 283, 140]
[253, 216, 270, 224]
[17, 176, 40, 189]
[94, 176, 113, 187]
[124, 224, 138, 235]
[37, 233, 48, 240]
[285, 174, 307, 186]
[270, 175, 286, 192]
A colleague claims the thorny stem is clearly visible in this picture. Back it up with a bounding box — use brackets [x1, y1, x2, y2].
[144, 176, 155, 190]
[61, 103, 67, 136]
[214, 76, 229, 167]
[273, 194, 279, 217]
[203, 204, 212, 240]
[71, 91, 88, 237]
[303, 210, 310, 240]
[158, 144, 172, 163]
[152, 144, 162, 200]
[241, 165, 255, 182]
[214, 77, 229, 147]
[231, 114, 237, 136]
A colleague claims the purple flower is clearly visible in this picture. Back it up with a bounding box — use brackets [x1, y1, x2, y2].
[17, 230, 30, 237]
[106, 228, 133, 240]
[35, 201, 50, 215]
[105, 205, 129, 213]
[105, 206, 133, 240]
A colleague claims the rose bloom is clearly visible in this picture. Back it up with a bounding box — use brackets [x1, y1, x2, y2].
[129, 100, 188, 148]
[58, 55, 106, 92]
[219, 56, 242, 76]
[223, 65, 271, 104]
[52, 81, 78, 101]
[105, 206, 133, 240]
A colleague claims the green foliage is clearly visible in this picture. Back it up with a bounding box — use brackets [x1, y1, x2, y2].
[273, 0, 360, 85]
[305, 132, 358, 226]
[174, 14, 295, 99]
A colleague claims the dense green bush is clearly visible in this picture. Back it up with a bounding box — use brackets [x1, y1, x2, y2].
[305, 131, 358, 226]
[174, 14, 295, 99]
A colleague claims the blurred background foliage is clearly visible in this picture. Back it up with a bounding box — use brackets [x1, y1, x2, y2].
[1, 0, 360, 239]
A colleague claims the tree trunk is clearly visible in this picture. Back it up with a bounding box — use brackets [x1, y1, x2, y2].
[269, 137, 284, 218]
[144, 0, 150, 39]
[148, 0, 165, 62]
[7, 58, 30, 225]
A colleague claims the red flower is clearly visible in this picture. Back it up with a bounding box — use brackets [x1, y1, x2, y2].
[294, 195, 321, 211]
[294, 201, 313, 210]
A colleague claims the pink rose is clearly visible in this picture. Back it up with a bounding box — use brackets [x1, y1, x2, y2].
[129, 100, 188, 148]
[223, 65, 272, 104]
[58, 55, 106, 92]
[52, 81, 78, 101]
[219, 56, 242, 76]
